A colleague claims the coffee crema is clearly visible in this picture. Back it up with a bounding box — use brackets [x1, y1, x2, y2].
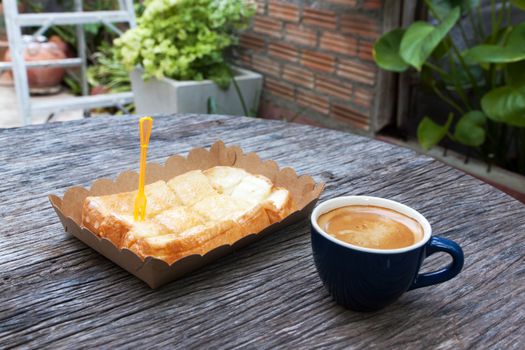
[317, 205, 424, 249]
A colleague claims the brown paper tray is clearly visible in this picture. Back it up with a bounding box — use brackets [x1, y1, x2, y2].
[48, 141, 324, 288]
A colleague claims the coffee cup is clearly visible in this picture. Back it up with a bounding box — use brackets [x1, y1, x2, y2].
[310, 196, 464, 312]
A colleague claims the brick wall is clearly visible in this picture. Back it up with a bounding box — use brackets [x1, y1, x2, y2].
[233, 0, 384, 133]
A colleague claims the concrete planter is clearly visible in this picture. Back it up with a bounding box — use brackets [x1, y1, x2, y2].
[130, 67, 263, 116]
[380, 136, 525, 203]
[421, 144, 525, 203]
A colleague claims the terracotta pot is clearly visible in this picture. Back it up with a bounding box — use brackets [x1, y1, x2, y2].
[4, 35, 66, 91]
[91, 85, 110, 95]
[49, 35, 73, 57]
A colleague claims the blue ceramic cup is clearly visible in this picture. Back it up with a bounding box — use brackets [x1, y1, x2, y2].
[311, 196, 464, 312]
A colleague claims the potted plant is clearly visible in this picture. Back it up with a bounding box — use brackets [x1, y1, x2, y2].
[373, 0, 525, 198]
[115, 0, 261, 117]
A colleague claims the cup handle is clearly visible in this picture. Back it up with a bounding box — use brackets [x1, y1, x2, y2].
[408, 236, 464, 290]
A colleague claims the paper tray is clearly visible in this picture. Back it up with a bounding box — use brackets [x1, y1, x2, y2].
[49, 141, 324, 288]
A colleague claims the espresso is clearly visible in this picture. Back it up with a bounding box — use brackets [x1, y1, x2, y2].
[317, 205, 423, 249]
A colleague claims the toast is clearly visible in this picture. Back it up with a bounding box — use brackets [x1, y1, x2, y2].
[82, 166, 296, 264]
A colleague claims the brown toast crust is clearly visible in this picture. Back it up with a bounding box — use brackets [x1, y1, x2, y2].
[81, 167, 296, 264]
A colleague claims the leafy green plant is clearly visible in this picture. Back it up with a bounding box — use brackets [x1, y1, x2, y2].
[87, 42, 131, 94]
[86, 42, 133, 113]
[23, 0, 124, 58]
[115, 0, 255, 89]
[373, 0, 525, 175]
[21, 0, 144, 98]
[206, 78, 260, 117]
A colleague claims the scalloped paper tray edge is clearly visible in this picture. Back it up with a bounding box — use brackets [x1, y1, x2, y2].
[48, 141, 325, 289]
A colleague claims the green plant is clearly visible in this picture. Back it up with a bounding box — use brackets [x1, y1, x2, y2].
[87, 42, 131, 94]
[114, 0, 255, 89]
[22, 0, 144, 98]
[86, 42, 134, 113]
[373, 0, 525, 175]
[206, 78, 260, 117]
[24, 0, 123, 58]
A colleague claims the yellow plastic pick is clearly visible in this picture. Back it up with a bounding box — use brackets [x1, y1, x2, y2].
[134, 116, 153, 221]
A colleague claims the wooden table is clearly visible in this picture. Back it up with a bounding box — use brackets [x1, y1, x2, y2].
[1, 114, 524, 349]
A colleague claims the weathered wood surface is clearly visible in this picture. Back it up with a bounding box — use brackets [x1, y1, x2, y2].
[0, 114, 524, 349]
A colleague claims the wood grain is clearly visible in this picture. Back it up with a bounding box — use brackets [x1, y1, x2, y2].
[0, 114, 524, 349]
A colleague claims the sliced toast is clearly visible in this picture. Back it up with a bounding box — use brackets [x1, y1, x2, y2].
[82, 166, 296, 263]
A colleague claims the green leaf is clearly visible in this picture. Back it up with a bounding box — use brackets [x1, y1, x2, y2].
[417, 114, 454, 150]
[84, 23, 101, 34]
[432, 36, 452, 59]
[481, 86, 525, 127]
[506, 60, 525, 88]
[464, 23, 525, 65]
[463, 45, 525, 64]
[373, 29, 409, 72]
[207, 96, 218, 114]
[453, 111, 487, 147]
[400, 23, 433, 70]
[511, 0, 525, 10]
[209, 63, 232, 89]
[426, 0, 480, 18]
[507, 22, 525, 47]
[400, 7, 460, 70]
